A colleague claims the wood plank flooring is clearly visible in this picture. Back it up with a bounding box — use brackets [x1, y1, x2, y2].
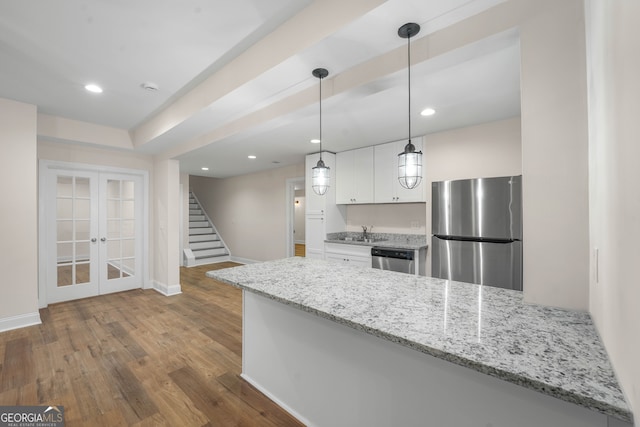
[294, 244, 305, 257]
[0, 262, 304, 427]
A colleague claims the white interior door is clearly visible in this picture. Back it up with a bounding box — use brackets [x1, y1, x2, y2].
[46, 171, 100, 303]
[100, 173, 143, 295]
[45, 168, 144, 304]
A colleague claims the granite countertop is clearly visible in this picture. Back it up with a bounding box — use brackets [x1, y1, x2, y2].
[207, 257, 632, 423]
[325, 232, 428, 250]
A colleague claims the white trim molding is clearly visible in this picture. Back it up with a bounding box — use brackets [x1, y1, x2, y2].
[229, 256, 254, 265]
[0, 312, 42, 333]
[152, 281, 182, 296]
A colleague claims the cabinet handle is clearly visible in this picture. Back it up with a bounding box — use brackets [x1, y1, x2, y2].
[100, 237, 107, 242]
[91, 238, 97, 243]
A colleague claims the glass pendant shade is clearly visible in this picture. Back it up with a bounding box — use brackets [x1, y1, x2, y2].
[398, 140, 422, 189]
[312, 158, 330, 196]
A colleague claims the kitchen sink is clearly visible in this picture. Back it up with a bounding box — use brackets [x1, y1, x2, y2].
[339, 237, 387, 243]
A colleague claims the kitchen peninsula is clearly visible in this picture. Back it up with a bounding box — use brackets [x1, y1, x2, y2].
[207, 258, 632, 427]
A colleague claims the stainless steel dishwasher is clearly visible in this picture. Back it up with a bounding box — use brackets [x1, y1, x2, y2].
[371, 247, 415, 274]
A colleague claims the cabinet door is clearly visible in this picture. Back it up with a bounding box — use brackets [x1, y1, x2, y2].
[374, 142, 398, 203]
[352, 146, 374, 203]
[335, 150, 354, 204]
[305, 215, 325, 259]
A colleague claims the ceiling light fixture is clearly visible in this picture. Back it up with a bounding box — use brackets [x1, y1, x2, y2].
[397, 23, 423, 190]
[421, 107, 436, 116]
[84, 83, 103, 93]
[311, 68, 330, 196]
[201, 167, 209, 171]
[310, 139, 321, 144]
[248, 155, 257, 159]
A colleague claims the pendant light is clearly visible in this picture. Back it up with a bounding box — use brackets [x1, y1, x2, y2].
[397, 22, 423, 190]
[311, 68, 330, 196]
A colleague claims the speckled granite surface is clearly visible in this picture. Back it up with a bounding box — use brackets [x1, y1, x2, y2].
[326, 232, 428, 250]
[207, 257, 632, 423]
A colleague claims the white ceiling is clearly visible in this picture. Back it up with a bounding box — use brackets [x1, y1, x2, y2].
[0, 0, 521, 179]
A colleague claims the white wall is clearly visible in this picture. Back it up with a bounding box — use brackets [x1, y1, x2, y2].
[519, 0, 591, 311]
[190, 163, 305, 262]
[0, 98, 40, 330]
[585, 0, 640, 418]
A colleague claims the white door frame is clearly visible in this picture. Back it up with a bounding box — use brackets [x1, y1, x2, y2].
[38, 160, 150, 308]
[285, 177, 305, 258]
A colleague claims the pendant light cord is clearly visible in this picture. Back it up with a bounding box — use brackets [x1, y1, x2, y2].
[319, 73, 323, 160]
[407, 30, 412, 144]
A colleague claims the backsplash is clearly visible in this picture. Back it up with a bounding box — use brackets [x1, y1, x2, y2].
[345, 203, 427, 234]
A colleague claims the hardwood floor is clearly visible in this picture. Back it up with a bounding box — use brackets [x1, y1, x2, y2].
[294, 244, 305, 257]
[0, 263, 304, 426]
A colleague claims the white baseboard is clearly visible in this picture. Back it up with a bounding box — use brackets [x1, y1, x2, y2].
[0, 311, 42, 333]
[240, 373, 310, 427]
[230, 256, 256, 265]
[152, 281, 182, 296]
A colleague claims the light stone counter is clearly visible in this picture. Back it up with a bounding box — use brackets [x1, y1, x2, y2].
[325, 231, 428, 250]
[207, 257, 632, 424]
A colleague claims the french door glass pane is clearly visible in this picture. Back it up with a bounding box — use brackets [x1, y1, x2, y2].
[75, 262, 91, 285]
[105, 179, 136, 280]
[56, 175, 94, 288]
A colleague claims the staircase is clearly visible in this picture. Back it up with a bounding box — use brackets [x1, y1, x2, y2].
[184, 192, 230, 266]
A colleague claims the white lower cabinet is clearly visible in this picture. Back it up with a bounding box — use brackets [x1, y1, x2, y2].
[324, 243, 372, 268]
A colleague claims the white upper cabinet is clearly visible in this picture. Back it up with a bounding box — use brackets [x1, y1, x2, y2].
[335, 147, 374, 204]
[374, 139, 426, 203]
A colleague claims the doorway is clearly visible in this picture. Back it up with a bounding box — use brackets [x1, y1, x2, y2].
[39, 161, 148, 305]
[285, 177, 305, 257]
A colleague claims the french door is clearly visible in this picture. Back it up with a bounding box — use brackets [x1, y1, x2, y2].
[43, 167, 144, 304]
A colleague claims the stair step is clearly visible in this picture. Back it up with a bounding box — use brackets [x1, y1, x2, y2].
[189, 220, 210, 228]
[194, 248, 228, 258]
[190, 227, 213, 235]
[189, 203, 199, 209]
[189, 233, 218, 242]
[190, 240, 224, 250]
[189, 209, 201, 215]
[189, 255, 230, 266]
[189, 215, 205, 221]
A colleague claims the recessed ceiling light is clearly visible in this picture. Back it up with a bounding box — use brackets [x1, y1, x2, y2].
[310, 139, 321, 144]
[248, 155, 257, 159]
[421, 108, 436, 116]
[85, 84, 103, 93]
[201, 167, 209, 171]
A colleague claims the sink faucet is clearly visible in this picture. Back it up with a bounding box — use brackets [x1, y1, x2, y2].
[362, 225, 372, 240]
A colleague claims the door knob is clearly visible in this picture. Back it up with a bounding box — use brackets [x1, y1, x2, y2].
[100, 237, 106, 242]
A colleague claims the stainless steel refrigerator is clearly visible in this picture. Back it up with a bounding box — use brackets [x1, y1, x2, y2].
[431, 175, 522, 290]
